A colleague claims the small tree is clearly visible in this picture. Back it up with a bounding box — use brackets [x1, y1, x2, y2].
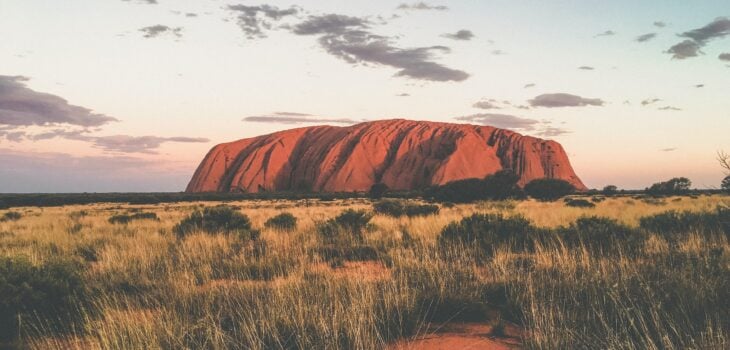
[426, 170, 523, 203]
[524, 178, 575, 201]
[173, 205, 256, 239]
[602, 185, 618, 195]
[368, 183, 389, 199]
[481, 170, 523, 200]
[264, 212, 297, 231]
[439, 213, 538, 252]
[646, 177, 691, 195]
[317, 209, 373, 244]
[718, 150, 730, 174]
[719, 151, 729, 193]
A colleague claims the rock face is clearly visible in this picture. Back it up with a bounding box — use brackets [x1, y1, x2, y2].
[186, 119, 586, 193]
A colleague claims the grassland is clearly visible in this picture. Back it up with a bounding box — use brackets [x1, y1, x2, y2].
[0, 195, 728, 349]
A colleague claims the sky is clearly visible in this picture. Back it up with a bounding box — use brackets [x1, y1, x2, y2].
[1, 0, 729, 192]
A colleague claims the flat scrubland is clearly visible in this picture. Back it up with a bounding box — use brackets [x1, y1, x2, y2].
[0, 195, 728, 349]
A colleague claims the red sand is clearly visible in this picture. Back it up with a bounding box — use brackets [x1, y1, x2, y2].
[389, 322, 523, 350]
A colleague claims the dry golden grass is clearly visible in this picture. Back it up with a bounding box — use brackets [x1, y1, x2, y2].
[0, 195, 728, 349]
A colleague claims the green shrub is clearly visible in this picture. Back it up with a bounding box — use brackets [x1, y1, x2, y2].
[316, 209, 373, 243]
[368, 183, 389, 199]
[646, 177, 691, 196]
[0, 211, 22, 222]
[264, 212, 297, 231]
[332, 209, 372, 234]
[373, 200, 439, 217]
[373, 200, 405, 217]
[404, 203, 439, 217]
[173, 205, 256, 239]
[721, 175, 730, 193]
[427, 170, 525, 203]
[564, 198, 596, 208]
[602, 185, 618, 195]
[439, 213, 538, 252]
[639, 208, 728, 239]
[524, 178, 575, 201]
[559, 216, 645, 251]
[108, 212, 159, 224]
[0, 256, 87, 342]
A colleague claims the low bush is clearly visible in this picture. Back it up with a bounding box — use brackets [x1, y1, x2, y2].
[264, 212, 297, 231]
[405, 203, 439, 217]
[316, 209, 373, 244]
[373, 200, 439, 217]
[564, 198, 596, 208]
[368, 183, 389, 199]
[373, 200, 405, 217]
[108, 212, 159, 224]
[439, 213, 539, 252]
[722, 175, 730, 193]
[646, 177, 691, 196]
[0, 256, 87, 342]
[602, 185, 618, 195]
[0, 211, 22, 222]
[173, 205, 257, 239]
[524, 178, 575, 201]
[426, 170, 525, 203]
[559, 216, 645, 251]
[639, 208, 729, 239]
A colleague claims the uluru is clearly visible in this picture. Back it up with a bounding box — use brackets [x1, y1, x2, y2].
[186, 119, 586, 193]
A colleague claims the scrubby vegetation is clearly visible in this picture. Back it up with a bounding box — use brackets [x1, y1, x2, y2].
[602, 185, 618, 195]
[559, 216, 645, 251]
[108, 212, 158, 224]
[426, 170, 524, 203]
[316, 209, 373, 244]
[0, 211, 22, 222]
[264, 212, 298, 231]
[372, 200, 439, 217]
[639, 207, 729, 240]
[173, 205, 257, 239]
[564, 198, 596, 208]
[524, 178, 576, 201]
[0, 195, 728, 349]
[439, 213, 539, 252]
[0, 256, 87, 343]
[368, 183, 389, 199]
[646, 177, 692, 196]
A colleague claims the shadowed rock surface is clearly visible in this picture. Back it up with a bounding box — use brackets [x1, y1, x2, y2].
[186, 119, 586, 193]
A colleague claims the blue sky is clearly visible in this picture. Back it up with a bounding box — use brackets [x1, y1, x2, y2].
[1, 1, 728, 192]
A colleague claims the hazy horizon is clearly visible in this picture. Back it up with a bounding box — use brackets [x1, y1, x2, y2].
[2, 1, 729, 192]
